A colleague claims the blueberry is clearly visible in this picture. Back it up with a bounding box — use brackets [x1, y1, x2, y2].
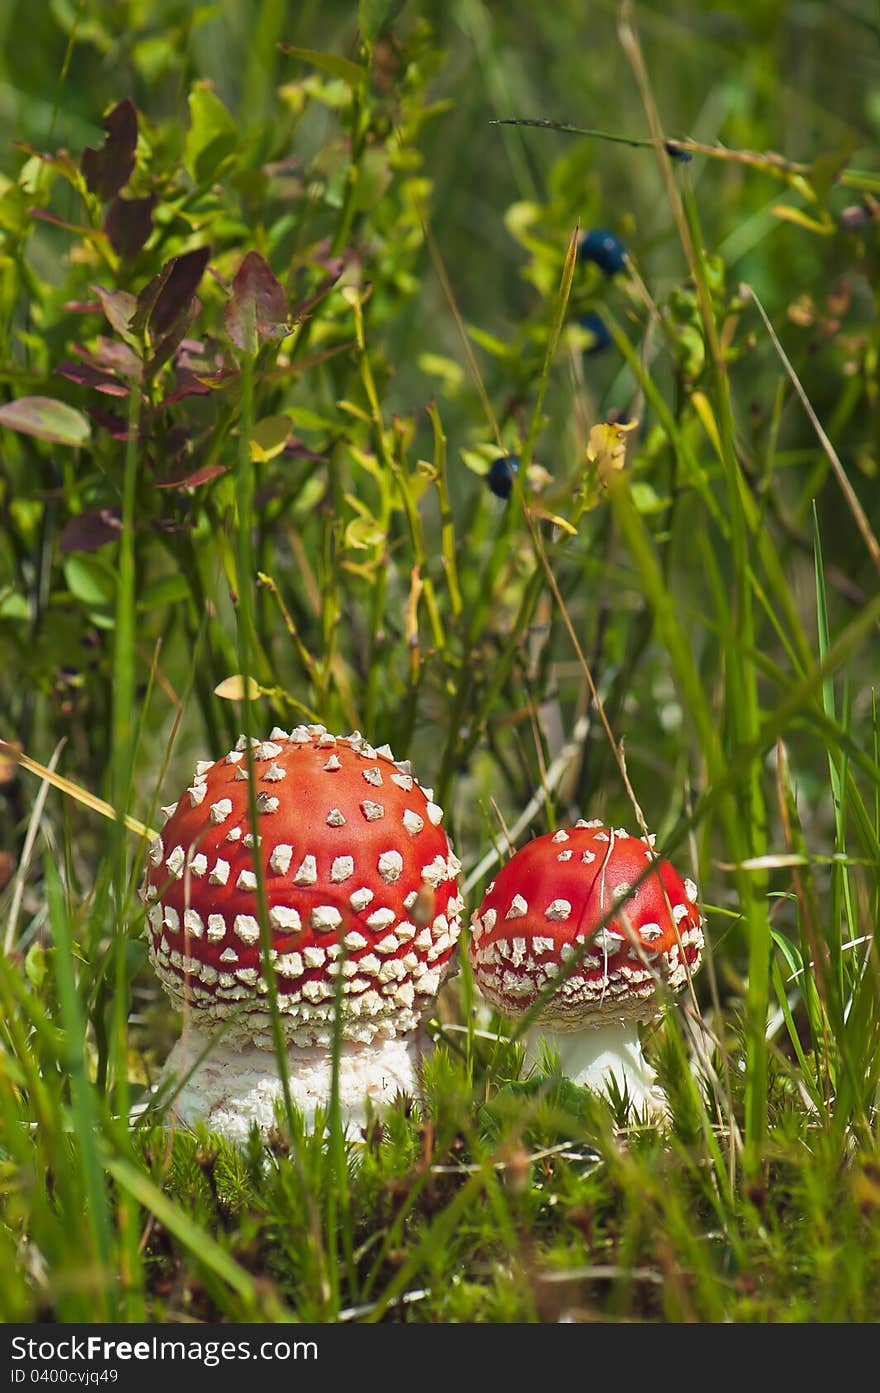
[487, 454, 519, 500]
[578, 228, 627, 276]
[579, 311, 611, 355]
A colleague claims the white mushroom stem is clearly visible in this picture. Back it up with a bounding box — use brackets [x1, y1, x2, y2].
[156, 1029, 431, 1145]
[525, 1019, 667, 1119]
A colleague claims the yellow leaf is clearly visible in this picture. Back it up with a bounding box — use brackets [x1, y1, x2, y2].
[771, 204, 834, 236]
[530, 507, 577, 535]
[214, 674, 261, 701]
[690, 391, 722, 460]
[586, 419, 639, 481]
[405, 566, 422, 645]
[249, 414, 291, 463]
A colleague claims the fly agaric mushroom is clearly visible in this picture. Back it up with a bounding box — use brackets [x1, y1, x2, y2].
[141, 725, 462, 1142]
[468, 821, 703, 1116]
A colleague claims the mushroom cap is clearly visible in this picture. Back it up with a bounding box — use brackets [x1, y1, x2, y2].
[469, 821, 703, 1029]
[142, 726, 463, 1050]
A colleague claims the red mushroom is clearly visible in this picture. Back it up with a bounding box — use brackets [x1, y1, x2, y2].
[468, 821, 703, 1116]
[141, 725, 462, 1141]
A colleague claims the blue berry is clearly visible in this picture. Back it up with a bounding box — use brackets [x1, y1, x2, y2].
[487, 454, 519, 500]
[579, 312, 611, 355]
[578, 228, 626, 275]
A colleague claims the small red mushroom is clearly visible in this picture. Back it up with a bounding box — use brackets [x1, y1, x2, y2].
[141, 725, 462, 1140]
[468, 821, 703, 1116]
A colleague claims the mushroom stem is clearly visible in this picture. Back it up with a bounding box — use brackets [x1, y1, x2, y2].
[159, 1029, 431, 1144]
[525, 1019, 667, 1118]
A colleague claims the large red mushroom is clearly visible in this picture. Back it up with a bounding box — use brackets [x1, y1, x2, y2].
[468, 821, 703, 1116]
[141, 725, 462, 1141]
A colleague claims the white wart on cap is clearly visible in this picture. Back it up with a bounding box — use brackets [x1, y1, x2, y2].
[141, 727, 462, 1140]
[469, 822, 703, 1116]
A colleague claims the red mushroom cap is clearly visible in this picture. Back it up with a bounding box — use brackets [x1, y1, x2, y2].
[142, 726, 463, 1049]
[469, 821, 703, 1026]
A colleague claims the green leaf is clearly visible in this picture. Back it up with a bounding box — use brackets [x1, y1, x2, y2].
[460, 444, 503, 476]
[64, 554, 116, 610]
[359, 0, 406, 44]
[92, 284, 137, 338]
[0, 590, 29, 621]
[25, 941, 49, 989]
[286, 406, 335, 432]
[630, 480, 663, 513]
[280, 44, 365, 88]
[250, 414, 291, 462]
[418, 352, 464, 392]
[137, 573, 191, 610]
[0, 397, 91, 447]
[0, 182, 29, 236]
[184, 86, 239, 185]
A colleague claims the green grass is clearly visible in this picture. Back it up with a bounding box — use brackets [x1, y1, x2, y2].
[0, 0, 879, 1322]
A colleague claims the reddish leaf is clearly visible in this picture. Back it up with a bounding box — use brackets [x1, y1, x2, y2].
[63, 300, 102, 314]
[133, 246, 211, 339]
[13, 143, 80, 181]
[75, 337, 141, 378]
[0, 396, 90, 446]
[87, 406, 131, 439]
[150, 518, 195, 535]
[285, 436, 329, 462]
[60, 508, 122, 553]
[224, 250, 288, 350]
[81, 99, 138, 202]
[153, 462, 229, 490]
[288, 267, 344, 328]
[28, 207, 107, 238]
[93, 284, 137, 338]
[159, 365, 237, 408]
[148, 296, 201, 376]
[56, 359, 128, 397]
[273, 338, 356, 376]
[105, 192, 156, 260]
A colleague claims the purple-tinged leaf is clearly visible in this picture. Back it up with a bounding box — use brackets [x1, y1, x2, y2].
[275, 338, 356, 377]
[159, 367, 237, 408]
[81, 99, 138, 202]
[148, 296, 201, 376]
[56, 360, 128, 397]
[105, 192, 156, 260]
[224, 250, 289, 350]
[285, 436, 329, 462]
[87, 406, 131, 440]
[151, 518, 195, 535]
[59, 508, 122, 553]
[78, 337, 141, 378]
[93, 284, 137, 338]
[133, 246, 211, 339]
[153, 462, 229, 490]
[288, 266, 345, 328]
[28, 207, 108, 239]
[0, 396, 90, 447]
